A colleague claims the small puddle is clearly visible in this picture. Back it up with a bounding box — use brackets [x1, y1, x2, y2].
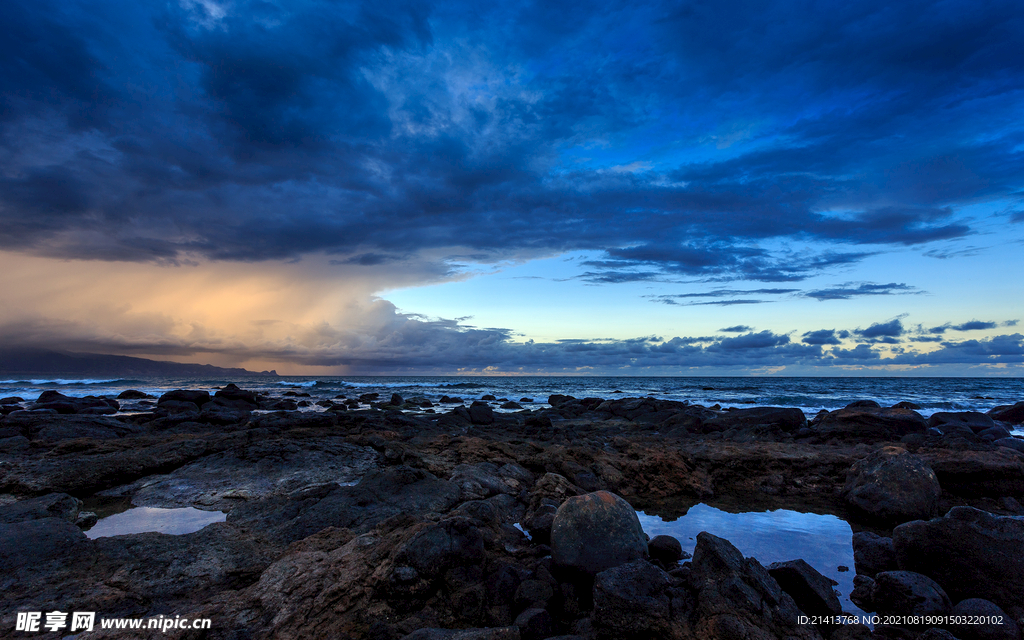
[638, 503, 866, 618]
[85, 506, 226, 539]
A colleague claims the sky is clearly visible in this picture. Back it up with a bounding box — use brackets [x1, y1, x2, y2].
[1, 0, 1023, 375]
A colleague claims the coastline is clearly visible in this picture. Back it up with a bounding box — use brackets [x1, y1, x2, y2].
[2, 383, 1023, 639]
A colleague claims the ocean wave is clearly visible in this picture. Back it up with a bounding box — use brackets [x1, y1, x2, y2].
[332, 381, 424, 389]
[0, 378, 129, 386]
[439, 382, 486, 389]
[272, 380, 319, 388]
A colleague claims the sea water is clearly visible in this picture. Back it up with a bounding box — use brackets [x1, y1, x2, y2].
[2, 375, 1022, 422]
[638, 504, 866, 617]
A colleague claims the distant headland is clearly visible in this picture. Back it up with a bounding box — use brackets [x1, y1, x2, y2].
[0, 348, 277, 377]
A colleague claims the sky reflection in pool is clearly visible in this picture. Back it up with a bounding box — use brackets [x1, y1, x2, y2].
[85, 507, 226, 539]
[638, 504, 865, 616]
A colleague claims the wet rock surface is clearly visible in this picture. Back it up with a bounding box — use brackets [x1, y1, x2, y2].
[1, 386, 1023, 638]
[842, 447, 942, 524]
[893, 507, 1024, 618]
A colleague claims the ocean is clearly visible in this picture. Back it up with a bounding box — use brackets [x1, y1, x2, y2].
[2, 375, 1022, 423]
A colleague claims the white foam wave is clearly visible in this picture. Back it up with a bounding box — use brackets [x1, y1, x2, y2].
[272, 380, 318, 388]
[0, 378, 122, 386]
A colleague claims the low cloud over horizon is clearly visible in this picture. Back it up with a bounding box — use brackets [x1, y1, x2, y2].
[2, 0, 1023, 374]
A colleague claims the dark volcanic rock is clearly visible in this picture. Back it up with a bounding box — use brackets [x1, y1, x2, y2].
[690, 532, 820, 640]
[469, 401, 495, 425]
[767, 558, 842, 617]
[228, 465, 461, 545]
[214, 383, 259, 405]
[394, 517, 485, 578]
[648, 534, 685, 564]
[2, 412, 145, 441]
[893, 506, 1024, 616]
[0, 493, 81, 524]
[156, 399, 201, 416]
[401, 629, 520, 640]
[847, 400, 882, 409]
[948, 599, 1021, 640]
[0, 517, 91, 576]
[816, 407, 927, 440]
[928, 411, 995, 433]
[995, 437, 1024, 453]
[449, 462, 534, 501]
[117, 389, 152, 399]
[842, 447, 941, 523]
[701, 406, 806, 433]
[988, 401, 1024, 424]
[200, 397, 254, 425]
[514, 607, 553, 640]
[870, 571, 951, 616]
[93, 522, 275, 604]
[550, 491, 648, 577]
[852, 532, 897, 578]
[920, 449, 1024, 497]
[592, 559, 676, 638]
[29, 391, 119, 415]
[103, 437, 379, 510]
[157, 389, 211, 407]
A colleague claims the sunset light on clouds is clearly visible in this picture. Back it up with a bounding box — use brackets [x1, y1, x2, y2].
[2, 0, 1023, 374]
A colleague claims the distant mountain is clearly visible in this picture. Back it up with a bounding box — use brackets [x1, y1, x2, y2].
[0, 348, 277, 377]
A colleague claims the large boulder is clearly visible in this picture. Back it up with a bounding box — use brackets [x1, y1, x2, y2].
[700, 406, 806, 433]
[690, 532, 820, 640]
[592, 559, 678, 638]
[767, 559, 842, 618]
[214, 383, 259, 406]
[550, 491, 647, 577]
[988, 401, 1024, 424]
[919, 449, 1024, 497]
[928, 412, 995, 433]
[842, 447, 941, 524]
[815, 407, 927, 440]
[30, 391, 119, 415]
[157, 389, 211, 407]
[468, 401, 495, 425]
[870, 571, 951, 616]
[893, 507, 1024, 616]
[0, 493, 81, 524]
[852, 532, 897, 578]
[648, 535, 685, 564]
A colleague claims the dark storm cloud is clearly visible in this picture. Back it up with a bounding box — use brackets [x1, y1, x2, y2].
[928, 320, 1008, 333]
[829, 345, 881, 361]
[719, 326, 753, 333]
[802, 329, 843, 346]
[891, 334, 1024, 365]
[856, 319, 905, 339]
[0, 0, 1021, 283]
[649, 287, 796, 305]
[803, 283, 919, 301]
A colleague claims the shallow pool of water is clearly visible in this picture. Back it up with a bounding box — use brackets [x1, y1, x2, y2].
[85, 506, 226, 539]
[638, 503, 865, 617]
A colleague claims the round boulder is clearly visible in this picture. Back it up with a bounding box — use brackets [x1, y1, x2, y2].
[842, 446, 941, 524]
[551, 491, 648, 576]
[648, 534, 685, 564]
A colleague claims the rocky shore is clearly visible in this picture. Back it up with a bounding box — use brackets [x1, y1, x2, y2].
[2, 386, 1024, 639]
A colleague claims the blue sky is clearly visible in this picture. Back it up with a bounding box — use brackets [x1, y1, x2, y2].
[1, 0, 1022, 374]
